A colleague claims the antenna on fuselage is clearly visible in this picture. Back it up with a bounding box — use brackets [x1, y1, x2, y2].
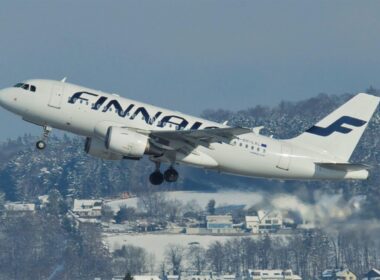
[61, 77, 67, 83]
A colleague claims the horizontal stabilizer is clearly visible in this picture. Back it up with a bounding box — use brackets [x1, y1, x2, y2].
[315, 162, 371, 172]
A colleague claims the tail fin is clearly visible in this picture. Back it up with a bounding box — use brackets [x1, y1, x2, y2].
[291, 93, 380, 161]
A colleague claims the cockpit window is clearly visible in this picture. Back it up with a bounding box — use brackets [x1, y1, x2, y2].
[13, 83, 37, 93]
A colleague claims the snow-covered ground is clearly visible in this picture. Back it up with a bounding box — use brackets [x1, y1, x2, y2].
[105, 191, 262, 212]
[103, 191, 263, 267]
[104, 233, 234, 264]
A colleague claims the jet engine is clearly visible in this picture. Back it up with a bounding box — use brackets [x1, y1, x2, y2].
[84, 137, 123, 160]
[105, 126, 161, 159]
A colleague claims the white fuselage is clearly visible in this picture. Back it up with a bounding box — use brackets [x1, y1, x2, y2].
[0, 79, 370, 180]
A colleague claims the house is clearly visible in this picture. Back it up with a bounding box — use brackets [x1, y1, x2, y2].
[246, 210, 283, 234]
[182, 274, 213, 280]
[362, 269, 380, 280]
[248, 269, 301, 280]
[206, 215, 235, 234]
[245, 216, 260, 234]
[112, 276, 161, 280]
[5, 202, 36, 213]
[322, 268, 357, 280]
[133, 276, 161, 280]
[72, 199, 103, 218]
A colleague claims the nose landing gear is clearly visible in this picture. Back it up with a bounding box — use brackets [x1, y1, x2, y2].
[149, 162, 179, 185]
[36, 126, 52, 150]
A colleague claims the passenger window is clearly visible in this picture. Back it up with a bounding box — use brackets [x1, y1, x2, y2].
[22, 84, 29, 90]
[30, 85, 36, 92]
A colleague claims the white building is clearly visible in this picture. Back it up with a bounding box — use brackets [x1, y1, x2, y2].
[112, 276, 161, 280]
[245, 216, 260, 234]
[206, 215, 235, 234]
[182, 275, 212, 280]
[246, 210, 283, 234]
[72, 199, 103, 218]
[5, 202, 36, 213]
[322, 269, 357, 280]
[248, 269, 301, 280]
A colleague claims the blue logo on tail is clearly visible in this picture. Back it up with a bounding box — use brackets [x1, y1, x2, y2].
[306, 116, 366, 137]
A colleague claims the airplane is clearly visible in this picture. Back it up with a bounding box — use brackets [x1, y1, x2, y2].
[0, 79, 379, 185]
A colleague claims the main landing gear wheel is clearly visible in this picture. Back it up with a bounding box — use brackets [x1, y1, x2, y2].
[164, 167, 179, 183]
[149, 171, 164, 185]
[36, 125, 52, 150]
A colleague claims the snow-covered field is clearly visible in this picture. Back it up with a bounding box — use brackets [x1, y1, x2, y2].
[106, 191, 262, 212]
[104, 233, 233, 264]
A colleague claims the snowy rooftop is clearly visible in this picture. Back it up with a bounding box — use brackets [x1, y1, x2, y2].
[5, 203, 35, 212]
[245, 216, 259, 223]
[72, 199, 103, 212]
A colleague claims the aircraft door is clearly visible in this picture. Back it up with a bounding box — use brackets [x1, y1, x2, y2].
[276, 143, 292, 171]
[48, 83, 65, 109]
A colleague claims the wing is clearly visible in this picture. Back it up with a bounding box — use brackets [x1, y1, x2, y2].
[138, 127, 251, 151]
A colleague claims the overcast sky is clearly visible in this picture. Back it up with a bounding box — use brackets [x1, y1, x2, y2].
[1, 0, 380, 140]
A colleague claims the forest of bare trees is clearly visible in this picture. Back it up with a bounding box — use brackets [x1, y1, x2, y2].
[161, 228, 380, 280]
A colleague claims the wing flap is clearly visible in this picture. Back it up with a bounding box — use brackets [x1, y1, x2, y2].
[315, 162, 371, 172]
[149, 127, 251, 142]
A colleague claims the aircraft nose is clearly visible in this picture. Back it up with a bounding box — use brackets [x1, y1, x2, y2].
[0, 89, 6, 105]
[0, 88, 11, 108]
[0, 89, 5, 105]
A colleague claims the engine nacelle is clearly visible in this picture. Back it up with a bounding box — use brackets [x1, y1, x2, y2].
[105, 127, 150, 158]
[84, 137, 123, 160]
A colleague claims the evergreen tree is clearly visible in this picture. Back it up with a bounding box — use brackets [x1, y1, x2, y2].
[207, 199, 216, 215]
[124, 272, 134, 280]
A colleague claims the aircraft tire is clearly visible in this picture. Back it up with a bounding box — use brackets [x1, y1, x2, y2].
[164, 167, 179, 183]
[36, 140, 47, 150]
[149, 171, 164, 185]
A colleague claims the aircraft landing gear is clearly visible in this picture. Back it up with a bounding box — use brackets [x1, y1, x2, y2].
[36, 140, 47, 150]
[149, 171, 164, 185]
[164, 167, 179, 183]
[149, 162, 179, 185]
[149, 162, 164, 185]
[36, 125, 52, 150]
